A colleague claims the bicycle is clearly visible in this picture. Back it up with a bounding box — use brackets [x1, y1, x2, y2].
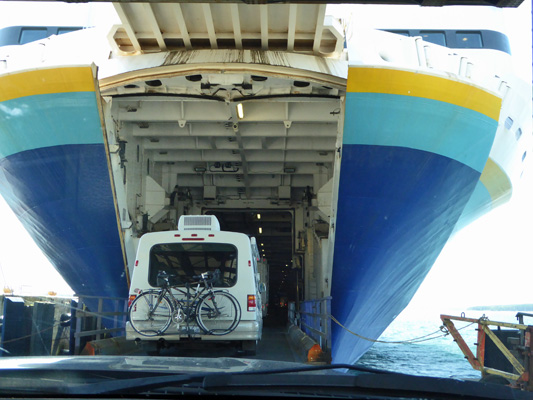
[128, 269, 241, 337]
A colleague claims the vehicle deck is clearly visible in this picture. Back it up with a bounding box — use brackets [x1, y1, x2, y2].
[137, 309, 302, 363]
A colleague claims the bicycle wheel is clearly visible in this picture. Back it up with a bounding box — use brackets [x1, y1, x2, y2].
[196, 291, 241, 335]
[129, 291, 173, 337]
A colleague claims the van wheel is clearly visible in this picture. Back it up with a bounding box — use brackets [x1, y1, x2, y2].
[242, 340, 257, 356]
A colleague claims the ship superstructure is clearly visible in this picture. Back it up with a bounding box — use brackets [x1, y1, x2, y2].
[0, 1, 529, 364]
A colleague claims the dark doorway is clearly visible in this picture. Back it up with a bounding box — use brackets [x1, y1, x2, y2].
[204, 210, 298, 326]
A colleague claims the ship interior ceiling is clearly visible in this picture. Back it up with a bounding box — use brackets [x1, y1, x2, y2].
[109, 74, 342, 215]
[112, 89, 341, 208]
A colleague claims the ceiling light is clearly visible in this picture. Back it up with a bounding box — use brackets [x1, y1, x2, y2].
[237, 103, 244, 119]
[257, 213, 261, 220]
[284, 167, 296, 173]
[258, 227, 262, 234]
[194, 166, 206, 173]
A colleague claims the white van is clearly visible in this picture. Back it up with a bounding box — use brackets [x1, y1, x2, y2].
[126, 215, 262, 354]
[250, 237, 269, 318]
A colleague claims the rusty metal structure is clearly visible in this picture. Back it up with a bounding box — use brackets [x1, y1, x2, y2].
[441, 313, 533, 391]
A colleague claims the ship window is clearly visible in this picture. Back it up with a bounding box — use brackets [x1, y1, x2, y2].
[19, 28, 48, 45]
[57, 27, 79, 35]
[149, 242, 238, 288]
[456, 31, 483, 48]
[505, 116, 514, 130]
[389, 30, 409, 37]
[420, 31, 446, 46]
[516, 128, 523, 140]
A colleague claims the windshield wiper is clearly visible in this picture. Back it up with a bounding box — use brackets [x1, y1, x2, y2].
[61, 364, 380, 395]
[1, 364, 530, 399]
[88, 363, 532, 400]
[201, 370, 533, 400]
[0, 364, 382, 396]
[67, 373, 206, 396]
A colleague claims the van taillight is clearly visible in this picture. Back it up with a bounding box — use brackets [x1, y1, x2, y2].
[128, 294, 136, 308]
[247, 295, 256, 312]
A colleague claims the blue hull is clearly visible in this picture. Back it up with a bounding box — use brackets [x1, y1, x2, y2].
[0, 67, 128, 304]
[331, 144, 479, 363]
[330, 67, 501, 364]
[0, 144, 127, 298]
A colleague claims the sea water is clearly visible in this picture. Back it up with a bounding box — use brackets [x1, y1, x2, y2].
[356, 310, 529, 379]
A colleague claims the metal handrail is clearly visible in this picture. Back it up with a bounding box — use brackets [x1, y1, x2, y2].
[516, 312, 533, 325]
[73, 294, 127, 300]
[73, 295, 128, 355]
[298, 297, 332, 351]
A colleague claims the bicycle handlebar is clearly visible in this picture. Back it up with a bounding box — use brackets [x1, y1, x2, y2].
[193, 269, 221, 284]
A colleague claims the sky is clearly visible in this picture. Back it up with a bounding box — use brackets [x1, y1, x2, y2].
[0, 1, 531, 313]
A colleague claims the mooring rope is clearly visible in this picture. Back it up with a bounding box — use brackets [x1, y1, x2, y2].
[329, 315, 475, 344]
[1, 323, 58, 344]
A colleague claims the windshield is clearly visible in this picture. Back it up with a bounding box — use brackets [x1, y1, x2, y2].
[0, 1, 531, 399]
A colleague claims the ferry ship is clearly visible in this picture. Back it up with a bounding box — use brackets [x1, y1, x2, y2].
[0, 1, 529, 364]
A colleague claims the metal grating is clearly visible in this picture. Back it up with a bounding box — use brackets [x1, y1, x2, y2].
[110, 3, 344, 56]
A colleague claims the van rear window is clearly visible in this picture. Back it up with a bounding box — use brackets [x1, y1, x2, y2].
[149, 242, 237, 287]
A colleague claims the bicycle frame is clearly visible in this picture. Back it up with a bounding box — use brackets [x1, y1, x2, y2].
[151, 276, 215, 328]
[168, 283, 205, 317]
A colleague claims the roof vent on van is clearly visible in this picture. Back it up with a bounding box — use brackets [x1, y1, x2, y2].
[178, 215, 220, 231]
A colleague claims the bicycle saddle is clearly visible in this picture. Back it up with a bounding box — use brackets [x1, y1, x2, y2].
[156, 271, 179, 286]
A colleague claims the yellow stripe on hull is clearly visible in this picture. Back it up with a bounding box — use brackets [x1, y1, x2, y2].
[346, 67, 501, 121]
[479, 157, 512, 207]
[0, 66, 96, 102]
